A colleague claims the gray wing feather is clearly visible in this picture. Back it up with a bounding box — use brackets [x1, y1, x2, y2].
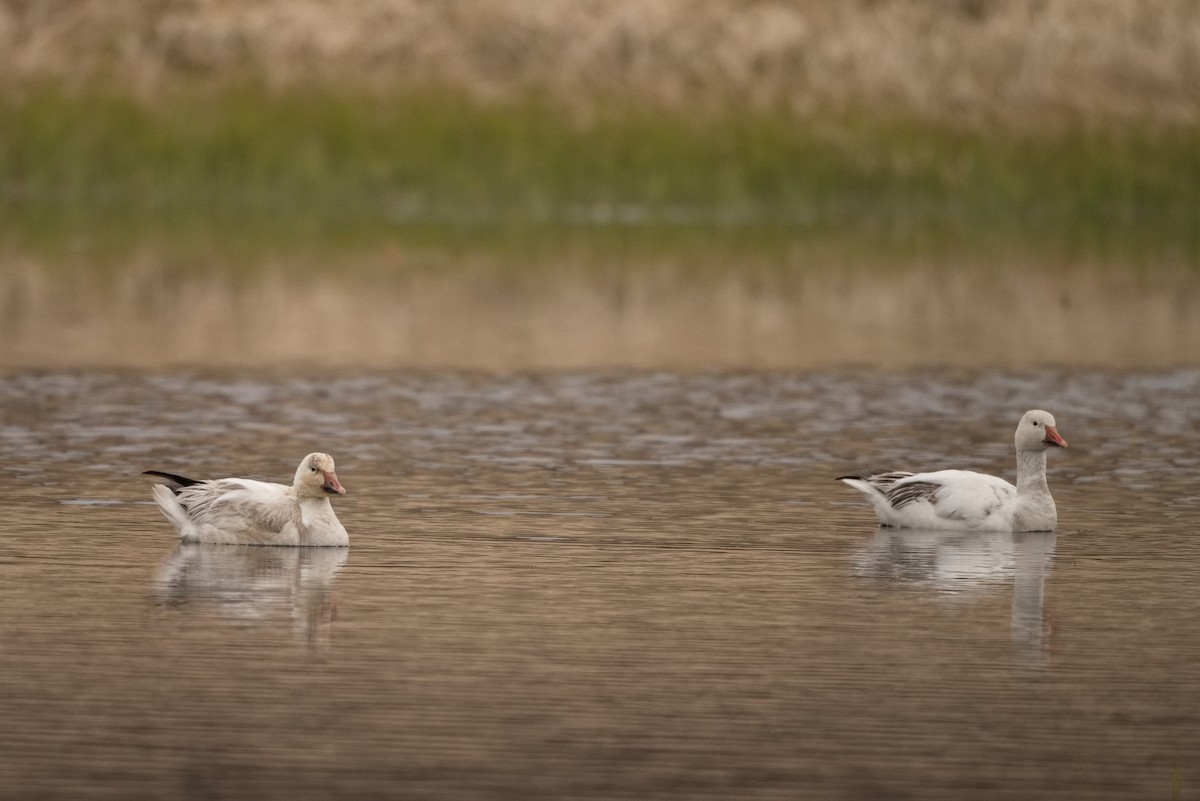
[885, 481, 942, 509]
[836, 470, 914, 487]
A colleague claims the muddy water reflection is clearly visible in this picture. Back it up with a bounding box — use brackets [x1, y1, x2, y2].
[155, 545, 346, 647]
[856, 530, 1057, 666]
[3, 259, 1199, 369]
[2, 369, 1200, 799]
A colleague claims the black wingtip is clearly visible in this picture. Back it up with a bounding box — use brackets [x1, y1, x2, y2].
[143, 470, 203, 487]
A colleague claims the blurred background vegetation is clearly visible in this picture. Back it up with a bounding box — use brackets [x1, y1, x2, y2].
[0, 1, 1197, 368]
[2, 0, 1197, 264]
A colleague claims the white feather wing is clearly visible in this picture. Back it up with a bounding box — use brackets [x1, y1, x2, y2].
[895, 470, 1017, 528]
[177, 478, 300, 542]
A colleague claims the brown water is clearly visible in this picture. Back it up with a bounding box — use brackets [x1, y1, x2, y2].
[3, 259, 1199, 370]
[3, 369, 1200, 800]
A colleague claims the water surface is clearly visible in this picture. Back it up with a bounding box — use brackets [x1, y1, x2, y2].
[3, 259, 1198, 370]
[2, 369, 1199, 799]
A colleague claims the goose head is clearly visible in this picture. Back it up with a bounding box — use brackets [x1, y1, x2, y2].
[1016, 410, 1067, 453]
[294, 452, 346, 498]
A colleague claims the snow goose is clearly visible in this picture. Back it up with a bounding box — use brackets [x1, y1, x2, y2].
[837, 410, 1067, 532]
[145, 453, 349, 546]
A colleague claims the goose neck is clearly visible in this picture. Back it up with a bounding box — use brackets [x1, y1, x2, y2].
[1016, 448, 1049, 493]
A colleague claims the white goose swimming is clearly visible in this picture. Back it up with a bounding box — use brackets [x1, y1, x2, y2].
[837, 410, 1067, 532]
[145, 453, 349, 546]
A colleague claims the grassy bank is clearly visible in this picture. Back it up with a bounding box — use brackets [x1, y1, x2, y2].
[2, 83, 1198, 265]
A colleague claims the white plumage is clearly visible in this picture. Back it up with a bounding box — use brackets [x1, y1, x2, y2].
[838, 410, 1067, 532]
[145, 453, 349, 546]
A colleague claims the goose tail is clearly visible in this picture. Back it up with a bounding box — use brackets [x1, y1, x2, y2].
[151, 484, 194, 540]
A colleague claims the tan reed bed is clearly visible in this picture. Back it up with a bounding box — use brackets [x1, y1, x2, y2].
[1, 0, 1198, 128]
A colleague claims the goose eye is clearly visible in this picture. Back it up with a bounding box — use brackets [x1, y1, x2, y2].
[1033, 421, 1040, 426]
[310, 466, 318, 472]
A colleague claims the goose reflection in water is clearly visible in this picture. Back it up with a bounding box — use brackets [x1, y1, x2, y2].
[154, 544, 347, 647]
[854, 529, 1056, 666]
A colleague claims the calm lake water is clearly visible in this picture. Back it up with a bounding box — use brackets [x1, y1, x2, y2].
[2, 368, 1199, 800]
[3, 258, 1198, 370]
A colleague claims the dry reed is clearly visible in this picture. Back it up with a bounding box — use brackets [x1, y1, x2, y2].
[1, 0, 1198, 127]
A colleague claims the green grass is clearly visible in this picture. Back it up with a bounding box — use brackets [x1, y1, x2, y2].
[1, 82, 1198, 266]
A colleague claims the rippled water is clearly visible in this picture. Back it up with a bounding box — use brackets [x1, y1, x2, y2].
[3, 369, 1200, 799]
